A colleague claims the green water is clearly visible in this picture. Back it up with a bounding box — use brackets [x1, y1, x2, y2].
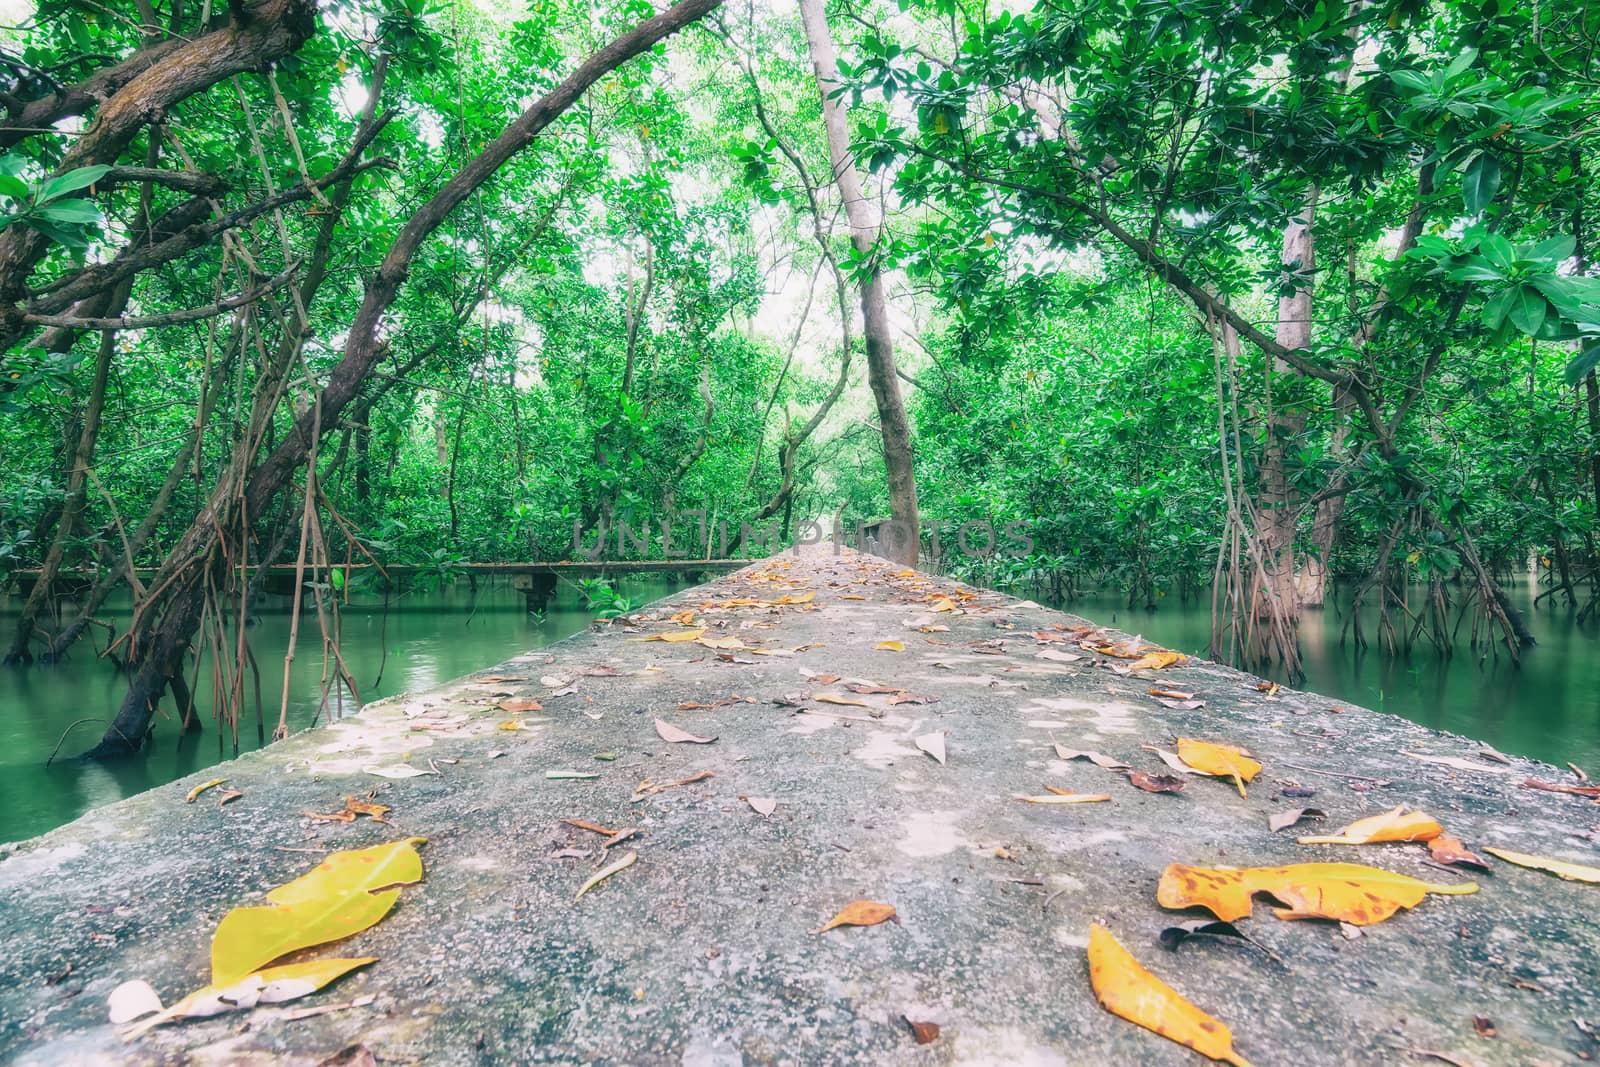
[0, 576, 687, 843]
[1039, 577, 1600, 774]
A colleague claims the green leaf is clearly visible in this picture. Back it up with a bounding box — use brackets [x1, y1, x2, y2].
[1505, 287, 1547, 336]
[1565, 343, 1600, 386]
[36, 165, 111, 203]
[0, 174, 28, 201]
[37, 200, 102, 225]
[1462, 153, 1501, 214]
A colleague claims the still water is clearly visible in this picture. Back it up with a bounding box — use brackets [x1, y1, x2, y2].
[0, 576, 688, 843]
[1039, 578, 1600, 775]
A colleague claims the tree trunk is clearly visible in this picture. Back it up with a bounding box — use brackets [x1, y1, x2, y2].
[797, 0, 920, 565]
[82, 0, 726, 758]
[1254, 189, 1318, 624]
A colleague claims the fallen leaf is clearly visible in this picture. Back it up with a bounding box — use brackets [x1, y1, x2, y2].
[654, 719, 716, 744]
[123, 958, 377, 1037]
[1054, 746, 1130, 770]
[1428, 836, 1486, 868]
[477, 674, 527, 684]
[1156, 698, 1207, 711]
[813, 900, 896, 934]
[1521, 777, 1600, 798]
[1035, 649, 1083, 663]
[888, 693, 939, 705]
[916, 731, 947, 765]
[1175, 738, 1261, 797]
[1297, 805, 1443, 845]
[574, 850, 637, 901]
[497, 698, 544, 713]
[809, 673, 842, 685]
[108, 979, 165, 1023]
[875, 640, 905, 652]
[1149, 687, 1198, 700]
[746, 796, 778, 816]
[676, 700, 729, 710]
[696, 635, 749, 650]
[903, 1016, 940, 1044]
[847, 684, 906, 695]
[1127, 650, 1185, 671]
[361, 764, 434, 779]
[211, 839, 424, 986]
[647, 628, 706, 643]
[1143, 746, 1201, 775]
[1482, 846, 1600, 883]
[1087, 924, 1253, 1067]
[564, 819, 617, 836]
[1402, 751, 1516, 775]
[632, 770, 714, 798]
[815, 692, 869, 707]
[546, 770, 600, 780]
[215, 788, 243, 807]
[1473, 1015, 1496, 1038]
[670, 610, 696, 625]
[841, 594, 866, 600]
[1126, 771, 1186, 794]
[1268, 807, 1325, 833]
[1158, 919, 1266, 958]
[1158, 861, 1478, 925]
[185, 778, 227, 804]
[497, 720, 523, 731]
[1016, 791, 1111, 804]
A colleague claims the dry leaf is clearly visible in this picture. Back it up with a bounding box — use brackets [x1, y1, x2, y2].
[1156, 698, 1206, 711]
[1143, 746, 1201, 775]
[814, 692, 869, 707]
[888, 693, 939, 706]
[654, 719, 716, 744]
[1428, 836, 1486, 868]
[185, 778, 226, 804]
[1150, 687, 1197, 700]
[670, 610, 696, 625]
[497, 720, 523, 731]
[903, 1016, 940, 1045]
[1482, 846, 1600, 883]
[1087, 924, 1253, 1067]
[1126, 650, 1185, 671]
[215, 788, 244, 807]
[1036, 649, 1083, 663]
[1267, 807, 1325, 833]
[1054, 746, 1130, 770]
[813, 900, 896, 934]
[848, 684, 906, 695]
[1298, 805, 1443, 845]
[564, 819, 617, 836]
[546, 770, 599, 780]
[497, 698, 544, 713]
[575, 850, 637, 901]
[696, 635, 749, 650]
[647, 628, 706, 643]
[361, 764, 433, 779]
[915, 731, 947, 765]
[810, 673, 841, 685]
[875, 640, 905, 652]
[1016, 791, 1111, 804]
[122, 958, 377, 1037]
[1401, 751, 1515, 775]
[108, 979, 165, 1023]
[746, 796, 778, 816]
[1521, 777, 1600, 798]
[1158, 861, 1477, 925]
[211, 839, 424, 986]
[1175, 738, 1261, 797]
[1125, 771, 1186, 794]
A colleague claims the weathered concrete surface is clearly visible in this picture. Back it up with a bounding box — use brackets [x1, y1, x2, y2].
[2, 548, 1598, 1066]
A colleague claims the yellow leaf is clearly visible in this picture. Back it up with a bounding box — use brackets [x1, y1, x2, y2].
[210, 838, 425, 986]
[812, 899, 896, 934]
[929, 597, 958, 613]
[498, 719, 522, 731]
[772, 590, 816, 605]
[1087, 924, 1254, 1067]
[1126, 650, 1184, 671]
[185, 778, 226, 803]
[1158, 862, 1478, 925]
[647, 628, 706, 643]
[1297, 805, 1443, 845]
[670, 609, 695, 625]
[1015, 792, 1111, 804]
[575, 850, 638, 901]
[1175, 738, 1261, 797]
[1482, 846, 1600, 883]
[841, 594, 866, 600]
[875, 640, 904, 652]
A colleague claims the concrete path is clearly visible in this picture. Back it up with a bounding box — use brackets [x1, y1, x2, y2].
[2, 548, 1597, 1065]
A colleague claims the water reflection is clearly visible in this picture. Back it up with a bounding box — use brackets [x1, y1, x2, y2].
[1037, 578, 1600, 773]
[0, 576, 686, 842]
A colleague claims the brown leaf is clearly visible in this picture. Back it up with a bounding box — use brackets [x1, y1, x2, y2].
[497, 698, 544, 714]
[847, 684, 906, 695]
[772, 692, 807, 708]
[813, 900, 896, 934]
[810, 673, 842, 685]
[1126, 771, 1186, 794]
[1149, 687, 1197, 700]
[477, 675, 527, 684]
[1267, 807, 1325, 833]
[1521, 777, 1600, 798]
[1428, 836, 1487, 868]
[887, 692, 939, 706]
[814, 692, 870, 707]
[563, 819, 618, 836]
[903, 1017, 940, 1045]
[654, 719, 716, 745]
[1473, 1015, 1496, 1038]
[215, 788, 244, 807]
